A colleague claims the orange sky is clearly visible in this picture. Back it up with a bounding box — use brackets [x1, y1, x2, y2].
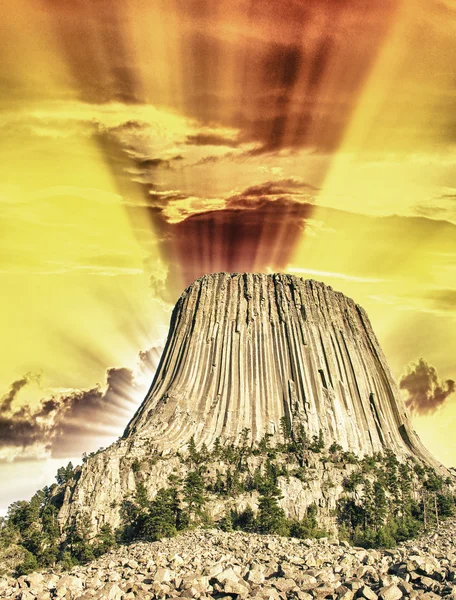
[0, 0, 455, 511]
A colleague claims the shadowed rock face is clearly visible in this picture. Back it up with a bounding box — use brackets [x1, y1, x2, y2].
[124, 273, 434, 463]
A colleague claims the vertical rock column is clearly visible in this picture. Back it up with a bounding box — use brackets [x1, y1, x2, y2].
[123, 273, 436, 466]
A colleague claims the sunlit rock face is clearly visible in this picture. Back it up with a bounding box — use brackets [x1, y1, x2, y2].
[124, 273, 434, 463]
[57, 273, 441, 534]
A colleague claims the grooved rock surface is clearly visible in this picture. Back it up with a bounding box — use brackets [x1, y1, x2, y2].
[125, 273, 432, 462]
[56, 273, 443, 533]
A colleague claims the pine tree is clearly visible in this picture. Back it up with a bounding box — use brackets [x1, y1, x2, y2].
[257, 493, 289, 536]
[56, 462, 74, 485]
[233, 506, 256, 532]
[140, 488, 178, 541]
[183, 471, 206, 522]
[94, 524, 117, 557]
[64, 515, 94, 564]
[135, 482, 149, 509]
[15, 550, 39, 577]
[218, 511, 233, 532]
[213, 437, 222, 458]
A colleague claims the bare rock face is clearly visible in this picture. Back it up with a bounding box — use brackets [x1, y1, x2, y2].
[57, 273, 442, 533]
[125, 273, 432, 462]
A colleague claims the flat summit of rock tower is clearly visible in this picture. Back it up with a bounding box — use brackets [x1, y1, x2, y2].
[124, 273, 435, 465]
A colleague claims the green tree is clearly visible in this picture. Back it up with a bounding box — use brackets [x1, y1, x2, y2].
[63, 515, 94, 564]
[257, 493, 289, 536]
[213, 437, 222, 458]
[309, 429, 324, 453]
[280, 416, 292, 442]
[232, 506, 256, 532]
[56, 462, 74, 485]
[140, 488, 178, 541]
[15, 549, 39, 577]
[218, 511, 233, 532]
[212, 470, 225, 495]
[183, 471, 206, 523]
[135, 482, 149, 509]
[94, 524, 117, 557]
[187, 436, 202, 466]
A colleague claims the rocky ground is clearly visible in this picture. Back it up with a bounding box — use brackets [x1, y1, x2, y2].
[1, 521, 455, 600]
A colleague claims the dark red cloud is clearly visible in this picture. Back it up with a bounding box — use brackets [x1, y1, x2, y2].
[166, 197, 313, 287]
[185, 133, 239, 148]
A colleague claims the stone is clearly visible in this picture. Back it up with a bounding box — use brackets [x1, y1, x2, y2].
[378, 584, 402, 600]
[336, 585, 354, 600]
[247, 567, 266, 585]
[97, 582, 123, 600]
[153, 568, 174, 584]
[25, 572, 45, 590]
[56, 575, 84, 596]
[312, 584, 335, 598]
[2, 502, 456, 600]
[295, 593, 313, 600]
[270, 577, 297, 592]
[359, 584, 378, 600]
[212, 567, 250, 597]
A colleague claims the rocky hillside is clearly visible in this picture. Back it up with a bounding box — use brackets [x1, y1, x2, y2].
[2, 520, 455, 600]
[57, 274, 445, 536]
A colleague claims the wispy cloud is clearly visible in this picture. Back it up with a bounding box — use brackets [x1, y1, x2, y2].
[287, 266, 389, 284]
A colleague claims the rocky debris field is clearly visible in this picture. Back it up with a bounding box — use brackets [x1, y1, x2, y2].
[1, 520, 455, 600]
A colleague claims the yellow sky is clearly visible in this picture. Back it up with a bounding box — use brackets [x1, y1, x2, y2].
[0, 0, 455, 508]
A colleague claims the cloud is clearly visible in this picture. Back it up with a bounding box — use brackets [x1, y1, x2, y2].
[414, 189, 456, 223]
[425, 289, 456, 312]
[368, 288, 456, 317]
[0, 374, 40, 413]
[227, 179, 318, 207]
[400, 358, 455, 415]
[138, 155, 183, 169]
[185, 133, 239, 148]
[0, 346, 163, 461]
[191, 152, 236, 166]
[287, 266, 389, 284]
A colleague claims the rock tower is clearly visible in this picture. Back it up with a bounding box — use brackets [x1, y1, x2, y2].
[125, 273, 433, 462]
[57, 273, 441, 533]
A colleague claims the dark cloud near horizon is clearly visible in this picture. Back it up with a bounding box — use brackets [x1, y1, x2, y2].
[0, 347, 163, 461]
[92, 132, 321, 294]
[400, 358, 455, 415]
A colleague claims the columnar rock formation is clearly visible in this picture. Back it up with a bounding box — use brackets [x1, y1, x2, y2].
[124, 273, 433, 463]
[57, 273, 442, 533]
